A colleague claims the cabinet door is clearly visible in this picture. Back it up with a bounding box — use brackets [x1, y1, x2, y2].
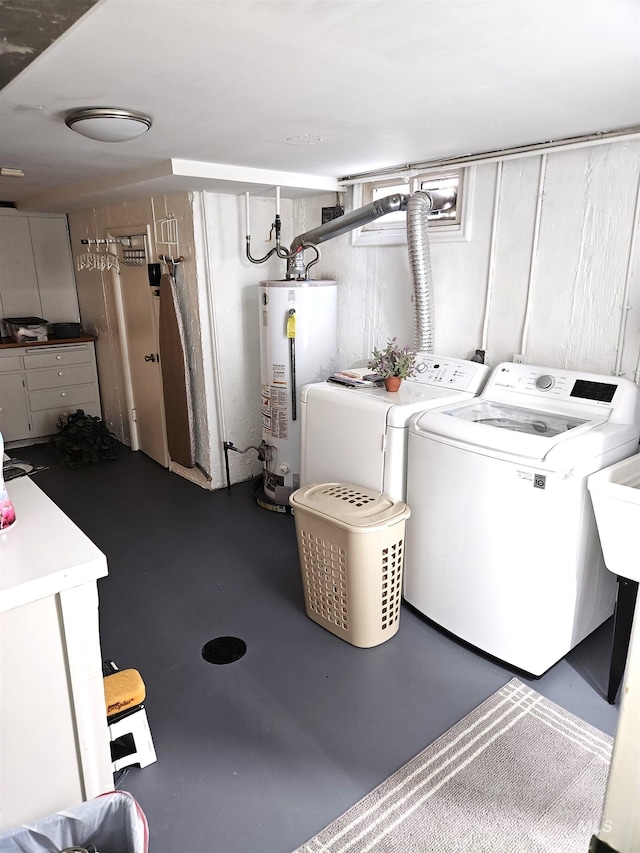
[30, 217, 80, 324]
[0, 373, 30, 442]
[31, 401, 101, 439]
[0, 218, 42, 319]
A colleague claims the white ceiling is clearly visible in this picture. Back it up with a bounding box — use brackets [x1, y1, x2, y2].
[1, 0, 639, 212]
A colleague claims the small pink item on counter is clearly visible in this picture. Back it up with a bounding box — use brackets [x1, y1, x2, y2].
[1, 431, 16, 531]
[0, 490, 16, 530]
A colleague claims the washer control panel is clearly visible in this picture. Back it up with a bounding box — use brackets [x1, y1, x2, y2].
[486, 362, 638, 419]
[535, 374, 555, 391]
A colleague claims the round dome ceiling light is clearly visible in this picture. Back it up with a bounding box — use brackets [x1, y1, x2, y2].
[65, 107, 152, 142]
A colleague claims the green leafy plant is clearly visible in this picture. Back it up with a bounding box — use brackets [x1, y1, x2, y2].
[368, 337, 417, 379]
[50, 409, 119, 469]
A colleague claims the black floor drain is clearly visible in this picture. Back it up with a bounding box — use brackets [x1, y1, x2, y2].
[202, 636, 247, 665]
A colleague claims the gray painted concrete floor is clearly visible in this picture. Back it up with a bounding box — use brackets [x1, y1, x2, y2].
[22, 444, 620, 853]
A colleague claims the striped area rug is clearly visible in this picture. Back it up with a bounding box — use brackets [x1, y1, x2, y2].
[293, 678, 612, 853]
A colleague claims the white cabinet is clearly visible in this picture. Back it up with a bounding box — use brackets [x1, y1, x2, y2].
[0, 477, 112, 829]
[0, 342, 101, 442]
[0, 353, 30, 441]
[0, 210, 79, 325]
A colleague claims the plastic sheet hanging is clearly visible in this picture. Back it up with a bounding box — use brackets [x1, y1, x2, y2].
[0, 790, 149, 852]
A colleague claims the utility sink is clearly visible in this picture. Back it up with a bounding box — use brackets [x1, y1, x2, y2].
[588, 452, 640, 582]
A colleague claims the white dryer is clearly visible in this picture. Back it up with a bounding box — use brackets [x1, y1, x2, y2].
[300, 354, 490, 501]
[404, 362, 640, 676]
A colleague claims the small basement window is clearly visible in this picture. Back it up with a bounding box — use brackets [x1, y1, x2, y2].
[351, 167, 471, 246]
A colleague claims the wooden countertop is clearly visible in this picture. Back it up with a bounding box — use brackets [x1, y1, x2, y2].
[0, 335, 97, 349]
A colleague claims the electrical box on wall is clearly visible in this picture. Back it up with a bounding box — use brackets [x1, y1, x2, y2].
[321, 205, 344, 224]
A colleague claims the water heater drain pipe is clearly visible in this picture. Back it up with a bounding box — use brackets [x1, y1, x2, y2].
[223, 441, 274, 492]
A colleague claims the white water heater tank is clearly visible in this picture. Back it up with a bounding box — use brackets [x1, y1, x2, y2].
[259, 279, 337, 505]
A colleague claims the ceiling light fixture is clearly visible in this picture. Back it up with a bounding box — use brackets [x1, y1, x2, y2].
[65, 107, 152, 142]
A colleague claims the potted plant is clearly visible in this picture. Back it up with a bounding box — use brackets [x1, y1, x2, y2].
[50, 409, 119, 469]
[368, 338, 417, 391]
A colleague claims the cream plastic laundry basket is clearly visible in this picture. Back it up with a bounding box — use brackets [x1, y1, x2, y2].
[289, 483, 411, 648]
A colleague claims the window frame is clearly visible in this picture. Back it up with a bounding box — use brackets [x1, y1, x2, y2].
[349, 166, 472, 246]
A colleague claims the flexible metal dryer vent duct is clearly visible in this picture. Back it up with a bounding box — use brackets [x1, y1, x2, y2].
[288, 190, 441, 352]
[406, 190, 435, 353]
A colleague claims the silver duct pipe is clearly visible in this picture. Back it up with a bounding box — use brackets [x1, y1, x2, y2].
[406, 191, 435, 353]
[287, 193, 409, 278]
[289, 193, 409, 254]
[287, 189, 440, 351]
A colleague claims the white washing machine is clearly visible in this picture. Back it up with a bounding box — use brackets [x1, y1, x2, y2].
[404, 362, 640, 676]
[300, 354, 490, 501]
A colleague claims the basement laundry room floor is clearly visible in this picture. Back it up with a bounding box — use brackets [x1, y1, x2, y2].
[21, 443, 620, 853]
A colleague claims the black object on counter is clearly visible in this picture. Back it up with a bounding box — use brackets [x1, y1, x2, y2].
[53, 322, 82, 338]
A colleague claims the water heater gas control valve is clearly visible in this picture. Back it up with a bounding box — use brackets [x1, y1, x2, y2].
[535, 374, 555, 391]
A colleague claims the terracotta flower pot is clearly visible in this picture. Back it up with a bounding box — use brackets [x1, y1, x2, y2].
[384, 376, 402, 392]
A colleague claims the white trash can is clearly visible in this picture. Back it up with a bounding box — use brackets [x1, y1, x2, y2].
[289, 483, 411, 648]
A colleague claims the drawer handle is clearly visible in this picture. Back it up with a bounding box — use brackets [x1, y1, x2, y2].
[60, 391, 66, 397]
[56, 355, 62, 360]
[58, 371, 64, 376]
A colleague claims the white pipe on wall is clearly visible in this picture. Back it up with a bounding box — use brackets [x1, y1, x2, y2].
[339, 127, 640, 186]
[110, 267, 139, 451]
[199, 192, 229, 479]
[613, 171, 640, 377]
[519, 154, 548, 358]
[481, 162, 503, 352]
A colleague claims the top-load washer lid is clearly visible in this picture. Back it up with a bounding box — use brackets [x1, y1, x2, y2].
[409, 362, 640, 464]
[412, 397, 608, 461]
[449, 400, 588, 437]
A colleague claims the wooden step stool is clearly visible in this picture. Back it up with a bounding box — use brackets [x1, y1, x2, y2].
[103, 668, 157, 772]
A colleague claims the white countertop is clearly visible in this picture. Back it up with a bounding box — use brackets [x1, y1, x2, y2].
[0, 476, 108, 614]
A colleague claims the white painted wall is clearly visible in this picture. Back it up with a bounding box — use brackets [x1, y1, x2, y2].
[300, 139, 640, 381]
[54, 137, 640, 492]
[196, 192, 290, 487]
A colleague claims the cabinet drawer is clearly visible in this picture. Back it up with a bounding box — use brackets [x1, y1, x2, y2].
[31, 401, 102, 438]
[28, 384, 98, 413]
[25, 364, 95, 392]
[0, 356, 23, 372]
[23, 345, 92, 370]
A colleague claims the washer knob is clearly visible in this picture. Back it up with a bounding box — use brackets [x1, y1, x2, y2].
[536, 374, 555, 391]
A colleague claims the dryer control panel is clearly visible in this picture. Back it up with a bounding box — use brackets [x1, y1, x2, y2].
[411, 354, 489, 393]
